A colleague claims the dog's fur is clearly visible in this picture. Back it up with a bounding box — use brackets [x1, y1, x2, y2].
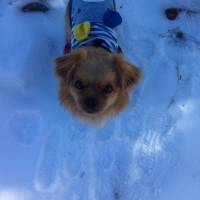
[55, 6, 142, 124]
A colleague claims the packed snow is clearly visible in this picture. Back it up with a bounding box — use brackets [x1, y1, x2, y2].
[0, 0, 200, 199]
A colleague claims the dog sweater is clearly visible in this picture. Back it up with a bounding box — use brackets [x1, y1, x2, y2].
[67, 0, 122, 53]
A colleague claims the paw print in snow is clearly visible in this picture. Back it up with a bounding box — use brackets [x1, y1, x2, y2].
[34, 127, 61, 192]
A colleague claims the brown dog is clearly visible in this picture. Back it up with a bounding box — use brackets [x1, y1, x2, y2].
[55, 1, 142, 124]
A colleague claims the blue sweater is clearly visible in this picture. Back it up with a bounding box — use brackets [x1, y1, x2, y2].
[69, 0, 116, 26]
[68, 0, 120, 53]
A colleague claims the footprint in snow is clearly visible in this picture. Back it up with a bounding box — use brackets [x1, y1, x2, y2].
[93, 141, 133, 199]
[94, 142, 114, 170]
[108, 142, 134, 200]
[61, 142, 87, 178]
[8, 111, 42, 146]
[34, 127, 61, 192]
[131, 129, 179, 199]
[160, 28, 200, 65]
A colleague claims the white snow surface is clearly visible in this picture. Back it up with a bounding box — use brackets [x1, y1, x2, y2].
[0, 0, 200, 199]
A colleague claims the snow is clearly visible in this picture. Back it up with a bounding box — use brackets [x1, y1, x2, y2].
[0, 0, 200, 199]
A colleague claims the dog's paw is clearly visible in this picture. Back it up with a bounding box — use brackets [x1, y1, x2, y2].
[21, 2, 49, 13]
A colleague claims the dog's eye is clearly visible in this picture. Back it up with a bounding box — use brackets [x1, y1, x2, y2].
[74, 80, 85, 90]
[103, 84, 113, 94]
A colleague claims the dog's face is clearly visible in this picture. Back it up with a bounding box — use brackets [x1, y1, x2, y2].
[55, 47, 141, 124]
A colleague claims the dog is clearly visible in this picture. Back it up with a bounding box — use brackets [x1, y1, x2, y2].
[55, 0, 142, 124]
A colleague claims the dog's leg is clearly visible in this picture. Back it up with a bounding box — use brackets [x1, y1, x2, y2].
[63, 1, 72, 54]
[113, 0, 116, 11]
[65, 1, 72, 44]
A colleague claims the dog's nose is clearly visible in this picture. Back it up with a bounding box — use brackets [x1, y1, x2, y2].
[84, 97, 99, 113]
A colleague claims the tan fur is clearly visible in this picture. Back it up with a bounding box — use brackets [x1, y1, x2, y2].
[54, 8, 142, 124]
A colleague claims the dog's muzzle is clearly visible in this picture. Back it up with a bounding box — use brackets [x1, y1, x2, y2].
[83, 97, 99, 114]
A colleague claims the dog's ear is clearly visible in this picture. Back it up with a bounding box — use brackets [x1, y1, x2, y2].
[54, 49, 87, 80]
[113, 54, 142, 91]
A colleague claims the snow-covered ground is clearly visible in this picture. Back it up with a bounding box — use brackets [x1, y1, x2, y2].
[0, 0, 200, 199]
